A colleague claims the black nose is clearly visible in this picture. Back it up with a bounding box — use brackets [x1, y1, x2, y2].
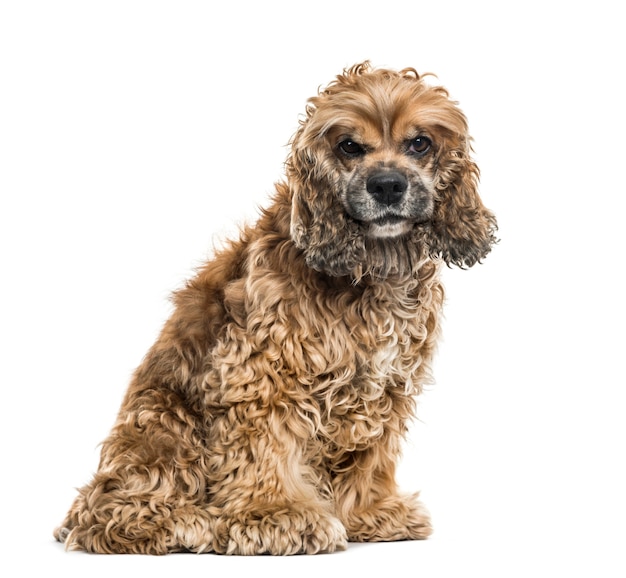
[366, 171, 408, 205]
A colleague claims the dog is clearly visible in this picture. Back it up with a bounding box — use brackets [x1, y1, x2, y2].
[54, 61, 497, 555]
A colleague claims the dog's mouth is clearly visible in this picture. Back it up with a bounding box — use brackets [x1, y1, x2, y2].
[367, 215, 414, 238]
[372, 214, 406, 226]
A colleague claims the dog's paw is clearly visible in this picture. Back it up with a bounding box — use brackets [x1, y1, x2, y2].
[54, 525, 71, 544]
[346, 494, 432, 542]
[216, 508, 348, 555]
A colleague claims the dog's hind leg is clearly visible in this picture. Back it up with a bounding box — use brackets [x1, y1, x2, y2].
[54, 491, 217, 554]
[54, 387, 217, 554]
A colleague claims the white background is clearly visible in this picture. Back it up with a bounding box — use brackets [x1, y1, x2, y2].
[1, 1, 624, 576]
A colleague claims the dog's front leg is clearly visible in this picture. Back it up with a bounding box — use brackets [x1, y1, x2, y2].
[206, 396, 347, 555]
[332, 433, 432, 543]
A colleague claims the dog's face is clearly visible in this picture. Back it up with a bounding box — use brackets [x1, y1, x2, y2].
[288, 62, 497, 278]
[328, 109, 437, 240]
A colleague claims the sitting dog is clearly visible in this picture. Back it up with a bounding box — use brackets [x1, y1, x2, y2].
[55, 61, 497, 555]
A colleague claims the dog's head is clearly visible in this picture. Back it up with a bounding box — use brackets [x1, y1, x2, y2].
[287, 61, 497, 279]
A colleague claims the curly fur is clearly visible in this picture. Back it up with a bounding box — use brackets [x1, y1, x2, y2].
[54, 62, 497, 555]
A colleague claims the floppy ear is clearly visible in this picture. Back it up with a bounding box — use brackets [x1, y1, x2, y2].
[288, 140, 365, 277]
[426, 144, 498, 268]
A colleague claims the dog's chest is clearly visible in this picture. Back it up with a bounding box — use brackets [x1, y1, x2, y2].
[332, 282, 426, 385]
[304, 282, 428, 450]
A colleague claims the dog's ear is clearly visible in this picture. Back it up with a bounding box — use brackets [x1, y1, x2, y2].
[288, 140, 365, 277]
[426, 144, 498, 268]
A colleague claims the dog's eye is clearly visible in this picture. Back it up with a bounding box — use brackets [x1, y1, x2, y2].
[407, 136, 432, 156]
[338, 139, 366, 157]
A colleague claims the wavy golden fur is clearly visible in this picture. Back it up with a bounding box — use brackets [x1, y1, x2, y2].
[54, 62, 497, 555]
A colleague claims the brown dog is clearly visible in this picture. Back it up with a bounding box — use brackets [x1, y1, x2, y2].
[55, 61, 497, 555]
